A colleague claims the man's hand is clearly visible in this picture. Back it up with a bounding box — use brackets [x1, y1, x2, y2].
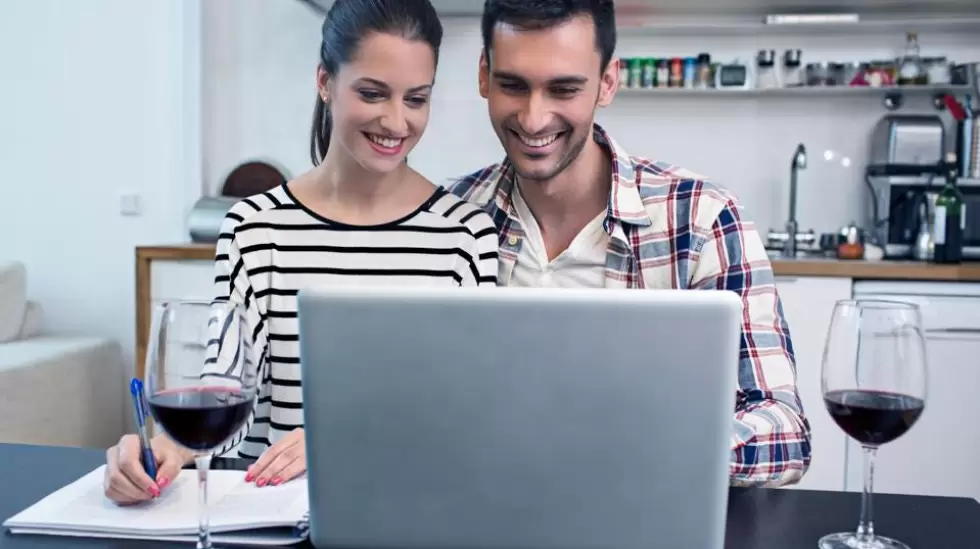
[247, 428, 306, 486]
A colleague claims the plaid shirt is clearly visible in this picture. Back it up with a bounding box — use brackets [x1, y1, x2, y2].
[448, 123, 811, 487]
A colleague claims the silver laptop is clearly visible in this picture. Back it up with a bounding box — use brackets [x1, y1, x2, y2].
[298, 286, 741, 549]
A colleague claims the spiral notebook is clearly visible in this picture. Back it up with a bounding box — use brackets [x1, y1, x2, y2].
[3, 465, 309, 546]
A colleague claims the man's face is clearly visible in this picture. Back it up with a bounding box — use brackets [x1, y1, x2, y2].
[479, 15, 617, 183]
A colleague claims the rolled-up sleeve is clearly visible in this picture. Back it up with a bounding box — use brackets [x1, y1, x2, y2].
[690, 199, 812, 487]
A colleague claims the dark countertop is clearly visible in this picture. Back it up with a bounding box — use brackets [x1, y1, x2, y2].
[2, 443, 979, 548]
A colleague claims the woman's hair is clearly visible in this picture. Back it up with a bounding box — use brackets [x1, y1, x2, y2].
[309, 0, 443, 166]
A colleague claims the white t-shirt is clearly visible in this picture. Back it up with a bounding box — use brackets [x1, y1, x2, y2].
[508, 185, 608, 288]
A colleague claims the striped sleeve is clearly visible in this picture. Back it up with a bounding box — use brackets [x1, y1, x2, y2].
[460, 207, 499, 286]
[202, 203, 269, 457]
[690, 198, 812, 487]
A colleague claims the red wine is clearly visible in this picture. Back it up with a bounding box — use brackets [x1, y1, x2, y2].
[148, 387, 253, 451]
[824, 389, 924, 446]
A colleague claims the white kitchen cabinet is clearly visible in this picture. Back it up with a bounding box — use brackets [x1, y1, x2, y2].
[774, 276, 853, 492]
[150, 259, 214, 303]
[846, 281, 980, 503]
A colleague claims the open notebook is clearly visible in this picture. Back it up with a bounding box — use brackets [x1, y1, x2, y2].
[3, 465, 309, 546]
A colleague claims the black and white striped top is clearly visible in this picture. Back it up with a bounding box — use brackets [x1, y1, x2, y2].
[208, 184, 498, 458]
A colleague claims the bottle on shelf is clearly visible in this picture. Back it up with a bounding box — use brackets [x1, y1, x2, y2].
[897, 32, 927, 86]
[932, 152, 965, 263]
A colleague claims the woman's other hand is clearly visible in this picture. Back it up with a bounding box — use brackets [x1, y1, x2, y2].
[246, 428, 306, 486]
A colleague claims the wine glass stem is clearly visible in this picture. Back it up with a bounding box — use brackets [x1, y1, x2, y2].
[856, 446, 878, 543]
[196, 454, 213, 549]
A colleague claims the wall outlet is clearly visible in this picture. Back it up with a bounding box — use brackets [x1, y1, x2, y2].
[119, 193, 142, 216]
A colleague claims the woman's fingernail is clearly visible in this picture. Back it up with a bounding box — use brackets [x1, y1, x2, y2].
[149, 485, 160, 497]
[256, 478, 267, 487]
[245, 472, 254, 482]
[157, 477, 169, 489]
[271, 477, 282, 486]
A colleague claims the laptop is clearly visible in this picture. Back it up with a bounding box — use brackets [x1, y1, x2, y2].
[297, 286, 741, 549]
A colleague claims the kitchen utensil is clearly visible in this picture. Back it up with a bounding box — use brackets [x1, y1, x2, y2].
[837, 222, 865, 260]
[913, 200, 934, 261]
[220, 160, 290, 198]
[187, 196, 238, 243]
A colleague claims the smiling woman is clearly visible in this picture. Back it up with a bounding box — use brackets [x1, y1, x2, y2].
[310, 0, 440, 170]
[101, 0, 500, 507]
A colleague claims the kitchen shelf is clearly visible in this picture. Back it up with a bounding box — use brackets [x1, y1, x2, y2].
[615, 84, 975, 98]
[615, 15, 980, 36]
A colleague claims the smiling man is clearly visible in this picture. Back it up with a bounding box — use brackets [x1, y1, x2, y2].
[449, 0, 811, 487]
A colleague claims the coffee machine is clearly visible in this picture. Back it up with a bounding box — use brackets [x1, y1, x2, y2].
[865, 114, 980, 260]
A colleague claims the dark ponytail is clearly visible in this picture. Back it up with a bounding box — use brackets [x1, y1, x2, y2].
[308, 0, 444, 167]
[310, 95, 332, 167]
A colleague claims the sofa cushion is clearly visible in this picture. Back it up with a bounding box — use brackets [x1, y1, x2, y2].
[0, 261, 27, 343]
[18, 301, 43, 340]
[0, 336, 127, 448]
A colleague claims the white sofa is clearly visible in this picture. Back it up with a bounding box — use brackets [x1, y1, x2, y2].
[0, 261, 127, 448]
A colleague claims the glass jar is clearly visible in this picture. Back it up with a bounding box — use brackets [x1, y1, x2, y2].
[695, 53, 712, 89]
[806, 62, 831, 86]
[669, 57, 683, 87]
[924, 57, 950, 85]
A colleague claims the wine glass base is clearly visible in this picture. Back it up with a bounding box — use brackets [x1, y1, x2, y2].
[819, 532, 911, 549]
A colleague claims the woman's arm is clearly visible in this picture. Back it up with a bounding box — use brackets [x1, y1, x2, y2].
[201, 205, 269, 457]
[459, 207, 499, 286]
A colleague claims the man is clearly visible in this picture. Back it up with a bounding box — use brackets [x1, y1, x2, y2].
[449, 0, 810, 487]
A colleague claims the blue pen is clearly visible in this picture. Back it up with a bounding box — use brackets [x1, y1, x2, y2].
[129, 378, 158, 481]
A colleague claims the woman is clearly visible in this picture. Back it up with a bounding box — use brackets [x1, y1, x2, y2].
[103, 0, 498, 504]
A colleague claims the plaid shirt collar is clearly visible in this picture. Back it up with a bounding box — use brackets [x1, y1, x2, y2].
[480, 123, 652, 235]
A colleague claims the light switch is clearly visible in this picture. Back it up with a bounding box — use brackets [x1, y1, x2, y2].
[119, 193, 141, 216]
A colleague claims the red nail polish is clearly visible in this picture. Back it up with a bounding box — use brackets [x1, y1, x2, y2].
[149, 485, 160, 497]
[272, 477, 282, 486]
[157, 477, 169, 489]
[245, 473, 254, 482]
[256, 478, 267, 487]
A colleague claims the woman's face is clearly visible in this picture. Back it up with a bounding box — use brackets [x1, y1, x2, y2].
[319, 32, 436, 174]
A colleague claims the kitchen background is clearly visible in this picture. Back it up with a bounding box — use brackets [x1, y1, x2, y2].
[3, 0, 980, 429]
[202, 0, 980, 241]
[2, 0, 980, 497]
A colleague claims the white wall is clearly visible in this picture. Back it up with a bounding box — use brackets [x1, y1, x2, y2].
[0, 0, 202, 372]
[202, 2, 980, 237]
[2, 0, 977, 374]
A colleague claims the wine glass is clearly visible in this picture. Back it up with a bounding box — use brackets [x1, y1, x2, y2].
[819, 299, 927, 549]
[145, 299, 257, 549]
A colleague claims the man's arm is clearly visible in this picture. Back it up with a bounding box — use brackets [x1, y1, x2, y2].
[689, 198, 812, 487]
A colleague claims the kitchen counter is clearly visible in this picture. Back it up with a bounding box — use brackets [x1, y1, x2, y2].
[769, 258, 980, 282]
[134, 244, 980, 382]
[136, 244, 980, 282]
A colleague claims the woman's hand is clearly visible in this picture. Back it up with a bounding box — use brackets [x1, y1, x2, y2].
[103, 433, 191, 505]
[247, 428, 306, 487]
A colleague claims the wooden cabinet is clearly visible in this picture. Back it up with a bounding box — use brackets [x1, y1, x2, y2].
[774, 276, 853, 492]
[135, 246, 214, 381]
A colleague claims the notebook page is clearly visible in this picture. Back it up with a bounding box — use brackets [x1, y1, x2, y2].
[210, 472, 309, 528]
[4, 465, 307, 536]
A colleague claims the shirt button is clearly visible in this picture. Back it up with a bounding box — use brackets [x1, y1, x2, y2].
[507, 235, 520, 246]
